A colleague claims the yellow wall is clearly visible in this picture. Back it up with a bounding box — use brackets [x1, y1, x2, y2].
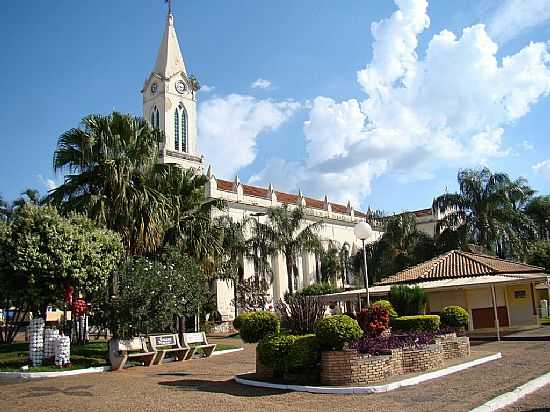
[506, 284, 537, 326]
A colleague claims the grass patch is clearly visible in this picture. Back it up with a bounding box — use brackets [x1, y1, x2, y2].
[0, 340, 107, 373]
[0, 339, 240, 372]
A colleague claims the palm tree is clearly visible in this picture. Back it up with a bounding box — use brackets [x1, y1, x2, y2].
[48, 112, 168, 255]
[433, 168, 535, 257]
[266, 205, 322, 294]
[245, 216, 276, 287]
[216, 216, 247, 318]
[13, 189, 41, 208]
[319, 241, 342, 285]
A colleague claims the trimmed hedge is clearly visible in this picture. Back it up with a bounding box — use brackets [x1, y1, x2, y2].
[239, 311, 280, 343]
[440, 306, 469, 330]
[300, 283, 338, 296]
[257, 334, 320, 375]
[391, 315, 441, 332]
[233, 312, 251, 330]
[314, 315, 363, 350]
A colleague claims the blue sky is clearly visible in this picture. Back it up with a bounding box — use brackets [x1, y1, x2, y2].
[1, 0, 550, 213]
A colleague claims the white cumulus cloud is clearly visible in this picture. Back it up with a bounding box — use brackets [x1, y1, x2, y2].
[198, 94, 300, 178]
[250, 0, 550, 207]
[251, 78, 272, 89]
[37, 174, 60, 192]
[200, 84, 215, 93]
[489, 0, 550, 43]
[533, 159, 550, 179]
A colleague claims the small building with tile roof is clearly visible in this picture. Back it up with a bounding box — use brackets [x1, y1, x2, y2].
[319, 250, 548, 331]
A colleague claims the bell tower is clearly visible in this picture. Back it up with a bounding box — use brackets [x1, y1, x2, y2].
[142, 7, 203, 171]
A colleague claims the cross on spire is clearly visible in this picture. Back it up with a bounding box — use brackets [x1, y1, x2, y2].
[165, 0, 173, 15]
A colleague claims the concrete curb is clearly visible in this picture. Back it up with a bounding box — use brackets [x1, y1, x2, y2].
[234, 352, 502, 394]
[211, 348, 244, 356]
[0, 365, 112, 380]
[470, 370, 550, 412]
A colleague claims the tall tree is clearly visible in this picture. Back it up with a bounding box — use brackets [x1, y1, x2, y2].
[433, 168, 535, 257]
[266, 205, 322, 294]
[525, 195, 550, 240]
[13, 188, 42, 209]
[48, 112, 167, 255]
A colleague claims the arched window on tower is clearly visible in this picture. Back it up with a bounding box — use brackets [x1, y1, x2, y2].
[151, 106, 160, 129]
[174, 109, 180, 151]
[181, 105, 188, 152]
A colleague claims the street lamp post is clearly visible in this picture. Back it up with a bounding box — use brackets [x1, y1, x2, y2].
[354, 221, 373, 307]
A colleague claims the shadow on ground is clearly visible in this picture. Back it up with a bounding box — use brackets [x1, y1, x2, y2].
[158, 378, 290, 397]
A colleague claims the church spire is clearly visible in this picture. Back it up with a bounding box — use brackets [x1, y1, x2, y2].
[153, 5, 187, 79]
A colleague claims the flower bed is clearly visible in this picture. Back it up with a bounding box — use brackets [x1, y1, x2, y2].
[319, 332, 469, 386]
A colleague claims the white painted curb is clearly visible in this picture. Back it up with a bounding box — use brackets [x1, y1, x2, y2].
[234, 352, 502, 394]
[470, 370, 550, 412]
[211, 348, 244, 356]
[0, 366, 112, 380]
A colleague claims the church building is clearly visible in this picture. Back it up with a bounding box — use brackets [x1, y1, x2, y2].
[142, 8, 437, 320]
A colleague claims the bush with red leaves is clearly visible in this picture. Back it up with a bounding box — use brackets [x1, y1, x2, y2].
[357, 306, 390, 336]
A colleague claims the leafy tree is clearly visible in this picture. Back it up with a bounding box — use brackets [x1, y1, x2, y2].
[110, 248, 209, 339]
[525, 196, 550, 240]
[527, 241, 550, 272]
[266, 205, 322, 294]
[235, 277, 271, 312]
[0, 195, 10, 222]
[13, 188, 42, 209]
[389, 285, 428, 316]
[433, 168, 535, 258]
[0, 205, 123, 343]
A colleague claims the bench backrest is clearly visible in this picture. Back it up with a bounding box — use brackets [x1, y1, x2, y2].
[184, 332, 208, 345]
[149, 334, 182, 350]
[118, 337, 147, 352]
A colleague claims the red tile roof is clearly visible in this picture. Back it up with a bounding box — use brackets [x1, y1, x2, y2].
[412, 208, 433, 217]
[215, 178, 362, 217]
[377, 250, 546, 285]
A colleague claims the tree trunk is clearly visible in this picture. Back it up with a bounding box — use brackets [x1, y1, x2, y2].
[286, 254, 294, 294]
[233, 279, 238, 319]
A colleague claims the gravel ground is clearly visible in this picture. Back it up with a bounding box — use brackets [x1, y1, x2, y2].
[500, 385, 550, 411]
[1, 340, 550, 412]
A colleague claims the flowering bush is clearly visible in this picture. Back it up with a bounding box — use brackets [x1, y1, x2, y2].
[357, 306, 390, 336]
[372, 300, 398, 319]
[350, 331, 436, 355]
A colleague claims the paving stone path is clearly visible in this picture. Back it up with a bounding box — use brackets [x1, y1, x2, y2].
[1, 340, 550, 412]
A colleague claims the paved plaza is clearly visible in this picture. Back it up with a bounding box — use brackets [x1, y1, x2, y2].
[1, 339, 550, 412]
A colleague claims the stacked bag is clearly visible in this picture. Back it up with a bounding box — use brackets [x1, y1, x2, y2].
[54, 336, 71, 367]
[28, 318, 45, 366]
[43, 328, 60, 363]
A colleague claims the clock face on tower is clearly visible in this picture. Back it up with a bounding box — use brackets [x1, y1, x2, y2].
[150, 83, 158, 94]
[175, 80, 187, 94]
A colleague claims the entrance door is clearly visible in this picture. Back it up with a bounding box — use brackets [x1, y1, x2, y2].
[472, 307, 509, 329]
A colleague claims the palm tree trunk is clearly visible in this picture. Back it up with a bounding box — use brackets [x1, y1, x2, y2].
[286, 254, 294, 294]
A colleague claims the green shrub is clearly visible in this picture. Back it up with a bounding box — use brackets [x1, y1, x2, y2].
[257, 334, 320, 375]
[389, 285, 428, 316]
[372, 300, 398, 318]
[233, 312, 252, 330]
[300, 283, 337, 296]
[392, 315, 440, 332]
[286, 335, 320, 372]
[314, 315, 363, 350]
[257, 334, 297, 375]
[440, 306, 469, 330]
[239, 311, 280, 343]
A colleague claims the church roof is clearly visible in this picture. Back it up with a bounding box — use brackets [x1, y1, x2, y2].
[153, 13, 187, 78]
[215, 178, 367, 218]
[376, 250, 546, 285]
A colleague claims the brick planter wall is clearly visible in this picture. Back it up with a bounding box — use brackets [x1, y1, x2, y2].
[401, 344, 444, 373]
[319, 334, 470, 386]
[436, 333, 470, 360]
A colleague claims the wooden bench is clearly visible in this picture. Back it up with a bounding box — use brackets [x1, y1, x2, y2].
[149, 334, 190, 365]
[109, 337, 156, 371]
[183, 332, 216, 359]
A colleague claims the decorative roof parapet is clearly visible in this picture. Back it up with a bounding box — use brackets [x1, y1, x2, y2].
[347, 201, 354, 219]
[323, 195, 332, 212]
